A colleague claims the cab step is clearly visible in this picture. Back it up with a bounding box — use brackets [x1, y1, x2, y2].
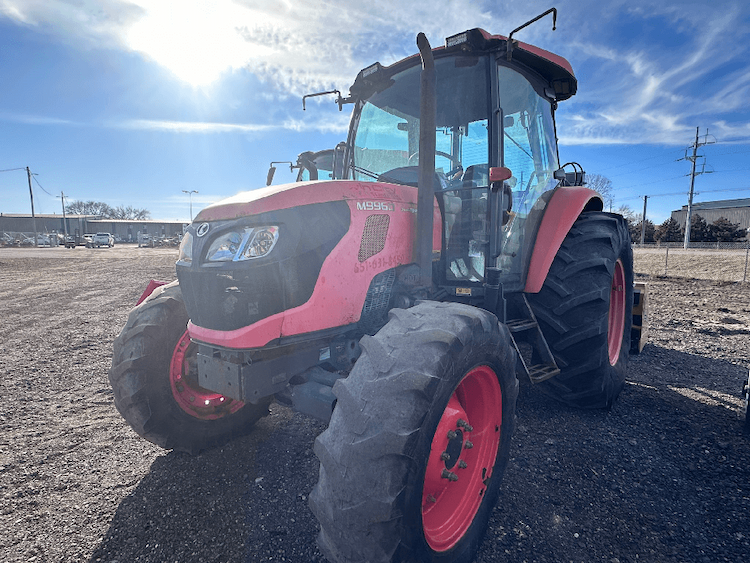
[506, 294, 560, 384]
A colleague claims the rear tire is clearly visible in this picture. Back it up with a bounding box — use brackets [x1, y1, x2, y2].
[109, 281, 270, 454]
[527, 212, 633, 408]
[309, 302, 518, 563]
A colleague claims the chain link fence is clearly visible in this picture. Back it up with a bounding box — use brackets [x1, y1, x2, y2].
[633, 241, 750, 282]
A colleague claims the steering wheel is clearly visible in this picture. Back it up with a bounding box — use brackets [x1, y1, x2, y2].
[408, 150, 461, 168]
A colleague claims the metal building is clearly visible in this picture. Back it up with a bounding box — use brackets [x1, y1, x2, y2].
[671, 198, 750, 233]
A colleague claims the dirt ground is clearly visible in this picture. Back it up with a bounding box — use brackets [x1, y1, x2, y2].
[1, 245, 749, 563]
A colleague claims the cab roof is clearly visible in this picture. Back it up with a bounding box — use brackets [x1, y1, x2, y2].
[350, 28, 577, 102]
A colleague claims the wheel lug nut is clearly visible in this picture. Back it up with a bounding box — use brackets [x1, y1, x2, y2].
[440, 452, 451, 462]
[464, 440, 473, 449]
[457, 419, 473, 432]
[458, 460, 468, 469]
[447, 430, 458, 440]
[441, 469, 459, 481]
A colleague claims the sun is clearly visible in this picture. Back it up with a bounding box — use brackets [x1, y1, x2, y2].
[125, 0, 256, 87]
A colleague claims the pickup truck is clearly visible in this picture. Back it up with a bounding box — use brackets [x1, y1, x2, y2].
[92, 233, 115, 247]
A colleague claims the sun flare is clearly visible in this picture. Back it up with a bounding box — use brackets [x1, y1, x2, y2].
[125, 0, 261, 87]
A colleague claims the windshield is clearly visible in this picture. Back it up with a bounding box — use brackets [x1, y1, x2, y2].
[350, 55, 558, 290]
[352, 56, 489, 182]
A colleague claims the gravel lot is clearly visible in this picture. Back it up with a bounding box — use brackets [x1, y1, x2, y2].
[1, 245, 749, 563]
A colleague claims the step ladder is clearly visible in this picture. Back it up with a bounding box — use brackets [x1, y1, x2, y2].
[506, 295, 560, 384]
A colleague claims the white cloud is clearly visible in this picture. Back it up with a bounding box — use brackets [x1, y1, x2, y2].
[119, 118, 274, 133]
[2, 0, 749, 146]
[118, 114, 349, 134]
[0, 112, 78, 126]
[556, 2, 750, 146]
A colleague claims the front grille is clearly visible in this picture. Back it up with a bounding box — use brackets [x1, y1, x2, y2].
[358, 214, 390, 262]
[177, 201, 350, 332]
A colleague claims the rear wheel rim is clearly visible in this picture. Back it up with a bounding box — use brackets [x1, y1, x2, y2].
[169, 330, 244, 420]
[422, 365, 503, 552]
[607, 259, 626, 365]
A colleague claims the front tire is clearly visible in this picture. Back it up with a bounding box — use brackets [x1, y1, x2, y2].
[527, 212, 633, 408]
[309, 302, 518, 563]
[109, 281, 270, 454]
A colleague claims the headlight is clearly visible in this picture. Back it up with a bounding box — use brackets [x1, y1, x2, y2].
[205, 226, 279, 262]
[241, 226, 279, 259]
[177, 232, 193, 263]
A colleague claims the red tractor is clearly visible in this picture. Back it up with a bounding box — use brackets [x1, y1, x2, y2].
[110, 11, 634, 563]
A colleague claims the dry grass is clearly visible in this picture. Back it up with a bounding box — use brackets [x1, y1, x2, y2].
[634, 247, 750, 282]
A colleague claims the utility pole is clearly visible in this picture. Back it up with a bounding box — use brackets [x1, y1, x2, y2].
[640, 195, 648, 245]
[58, 192, 68, 239]
[182, 190, 198, 222]
[681, 127, 715, 249]
[26, 167, 38, 247]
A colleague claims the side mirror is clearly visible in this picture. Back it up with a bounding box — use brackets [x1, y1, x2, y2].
[266, 166, 276, 186]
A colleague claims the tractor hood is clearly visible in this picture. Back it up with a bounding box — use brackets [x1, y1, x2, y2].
[196, 179, 422, 222]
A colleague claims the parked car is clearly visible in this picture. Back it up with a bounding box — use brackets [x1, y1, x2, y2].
[64, 234, 94, 248]
[92, 233, 115, 248]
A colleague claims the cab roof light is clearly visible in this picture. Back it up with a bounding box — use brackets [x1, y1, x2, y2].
[445, 31, 469, 48]
[362, 63, 380, 78]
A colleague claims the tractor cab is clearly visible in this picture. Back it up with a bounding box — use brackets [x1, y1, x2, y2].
[343, 28, 577, 292]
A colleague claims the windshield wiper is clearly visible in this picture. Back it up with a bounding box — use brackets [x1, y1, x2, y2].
[350, 164, 380, 179]
[504, 131, 533, 160]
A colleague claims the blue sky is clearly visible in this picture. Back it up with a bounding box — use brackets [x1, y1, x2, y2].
[1, 0, 749, 223]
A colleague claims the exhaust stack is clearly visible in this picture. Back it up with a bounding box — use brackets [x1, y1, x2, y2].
[416, 32, 436, 290]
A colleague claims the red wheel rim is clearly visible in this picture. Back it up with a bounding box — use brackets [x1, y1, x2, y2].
[607, 259, 626, 366]
[422, 365, 503, 552]
[169, 330, 244, 420]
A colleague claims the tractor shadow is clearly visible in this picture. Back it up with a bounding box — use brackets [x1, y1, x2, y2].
[89, 345, 750, 563]
[88, 407, 327, 563]
[484, 343, 750, 563]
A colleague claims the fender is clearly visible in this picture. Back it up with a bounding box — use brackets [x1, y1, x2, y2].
[136, 279, 168, 305]
[524, 186, 603, 294]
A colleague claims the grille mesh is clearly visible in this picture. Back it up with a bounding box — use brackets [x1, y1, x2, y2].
[358, 214, 390, 262]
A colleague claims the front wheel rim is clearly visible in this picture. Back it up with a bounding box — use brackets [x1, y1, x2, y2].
[422, 365, 503, 552]
[169, 330, 244, 420]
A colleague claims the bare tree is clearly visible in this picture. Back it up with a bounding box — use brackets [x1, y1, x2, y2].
[586, 174, 614, 211]
[65, 200, 150, 220]
[65, 200, 114, 216]
[616, 204, 639, 223]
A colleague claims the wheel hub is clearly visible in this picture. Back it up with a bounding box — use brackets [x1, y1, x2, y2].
[607, 259, 626, 366]
[169, 330, 244, 420]
[421, 365, 503, 552]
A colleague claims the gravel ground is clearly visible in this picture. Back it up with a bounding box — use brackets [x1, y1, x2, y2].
[1, 245, 749, 563]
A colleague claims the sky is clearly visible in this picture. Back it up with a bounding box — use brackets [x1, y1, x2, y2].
[1, 0, 749, 224]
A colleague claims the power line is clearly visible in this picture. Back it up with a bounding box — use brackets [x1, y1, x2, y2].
[0, 167, 26, 173]
[617, 185, 750, 203]
[596, 147, 684, 174]
[32, 175, 55, 197]
[608, 161, 679, 179]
